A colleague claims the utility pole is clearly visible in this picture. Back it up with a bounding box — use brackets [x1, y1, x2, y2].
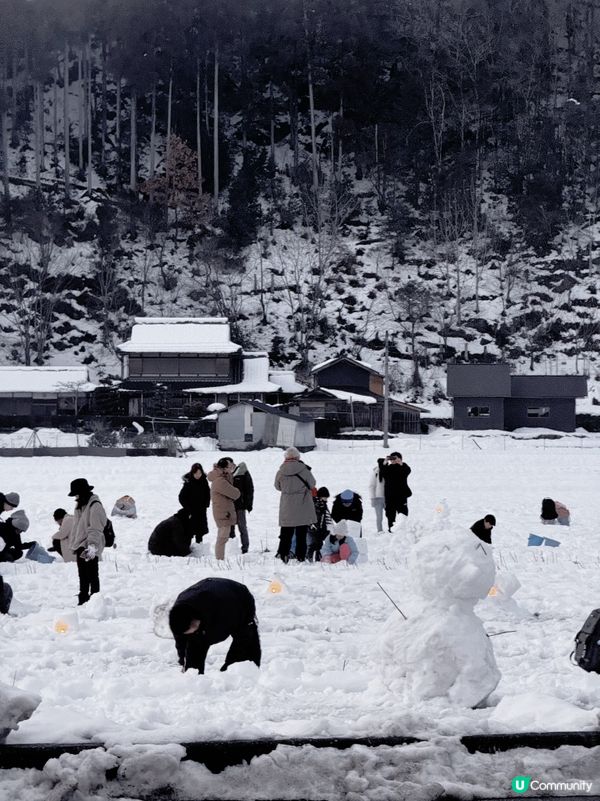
[383, 331, 389, 448]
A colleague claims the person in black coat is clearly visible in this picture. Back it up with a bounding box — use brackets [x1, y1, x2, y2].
[0, 511, 33, 563]
[331, 490, 363, 524]
[380, 452, 412, 531]
[168, 577, 261, 674]
[232, 462, 254, 554]
[178, 463, 210, 543]
[148, 510, 193, 557]
[470, 514, 496, 545]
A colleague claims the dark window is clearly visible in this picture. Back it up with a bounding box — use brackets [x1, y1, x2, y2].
[128, 357, 142, 376]
[467, 406, 490, 417]
[244, 433, 253, 442]
[216, 358, 230, 376]
[527, 406, 550, 418]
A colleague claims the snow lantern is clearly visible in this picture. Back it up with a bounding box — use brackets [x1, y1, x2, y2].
[269, 579, 283, 594]
[53, 612, 79, 634]
[432, 499, 451, 529]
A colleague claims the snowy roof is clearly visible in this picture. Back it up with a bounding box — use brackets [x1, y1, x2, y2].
[320, 388, 377, 405]
[117, 317, 242, 354]
[0, 366, 95, 395]
[268, 370, 307, 394]
[185, 353, 282, 395]
[312, 355, 382, 377]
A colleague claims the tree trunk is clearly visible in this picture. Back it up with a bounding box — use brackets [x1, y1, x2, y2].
[269, 80, 275, 164]
[149, 82, 156, 178]
[34, 81, 41, 188]
[338, 94, 343, 178]
[129, 87, 137, 193]
[303, 1, 318, 196]
[101, 41, 107, 165]
[10, 51, 17, 147]
[204, 51, 209, 134]
[39, 75, 45, 172]
[1, 54, 12, 224]
[86, 41, 92, 191]
[213, 42, 219, 207]
[63, 42, 70, 198]
[77, 49, 83, 170]
[196, 58, 202, 196]
[166, 70, 173, 178]
[52, 67, 58, 172]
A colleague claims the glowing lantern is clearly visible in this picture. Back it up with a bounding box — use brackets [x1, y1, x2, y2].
[268, 580, 283, 594]
[53, 612, 79, 634]
[488, 586, 499, 597]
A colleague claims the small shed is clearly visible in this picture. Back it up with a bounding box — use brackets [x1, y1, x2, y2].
[217, 400, 315, 451]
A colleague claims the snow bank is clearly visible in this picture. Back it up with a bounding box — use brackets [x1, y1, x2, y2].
[0, 682, 41, 743]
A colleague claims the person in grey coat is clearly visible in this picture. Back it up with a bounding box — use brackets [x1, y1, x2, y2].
[274, 446, 316, 563]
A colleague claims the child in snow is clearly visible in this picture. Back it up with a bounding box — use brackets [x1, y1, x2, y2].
[49, 508, 77, 561]
[307, 487, 333, 562]
[470, 514, 496, 545]
[168, 577, 261, 674]
[541, 498, 570, 526]
[321, 520, 359, 565]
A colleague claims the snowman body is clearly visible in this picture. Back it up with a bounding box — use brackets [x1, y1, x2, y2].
[381, 528, 501, 707]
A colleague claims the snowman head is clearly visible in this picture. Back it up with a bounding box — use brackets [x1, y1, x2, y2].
[410, 528, 495, 604]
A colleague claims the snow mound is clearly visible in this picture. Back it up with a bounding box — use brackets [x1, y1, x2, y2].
[0, 682, 41, 743]
[489, 693, 600, 732]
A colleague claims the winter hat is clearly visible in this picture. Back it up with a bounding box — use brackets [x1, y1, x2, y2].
[4, 492, 19, 508]
[340, 489, 354, 503]
[9, 510, 30, 532]
[332, 520, 348, 538]
[68, 478, 94, 497]
[169, 603, 198, 636]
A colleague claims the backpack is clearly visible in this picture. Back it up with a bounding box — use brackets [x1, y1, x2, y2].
[90, 500, 116, 548]
[571, 609, 600, 673]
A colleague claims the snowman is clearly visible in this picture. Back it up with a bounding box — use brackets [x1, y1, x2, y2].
[381, 527, 501, 708]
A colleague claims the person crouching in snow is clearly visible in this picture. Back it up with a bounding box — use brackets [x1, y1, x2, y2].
[49, 508, 76, 561]
[148, 509, 193, 557]
[541, 498, 570, 526]
[0, 492, 20, 517]
[321, 520, 359, 565]
[168, 577, 261, 674]
[68, 478, 107, 605]
[331, 489, 364, 530]
[0, 511, 33, 562]
[470, 514, 496, 545]
[207, 459, 240, 560]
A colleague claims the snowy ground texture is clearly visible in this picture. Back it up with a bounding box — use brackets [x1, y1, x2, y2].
[1, 429, 600, 799]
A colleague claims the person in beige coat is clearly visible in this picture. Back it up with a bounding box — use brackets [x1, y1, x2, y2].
[68, 478, 107, 605]
[50, 508, 77, 562]
[274, 446, 316, 563]
[207, 458, 240, 560]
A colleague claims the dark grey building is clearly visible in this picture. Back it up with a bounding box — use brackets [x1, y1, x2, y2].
[447, 363, 588, 432]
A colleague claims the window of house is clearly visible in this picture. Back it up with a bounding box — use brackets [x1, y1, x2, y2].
[467, 406, 490, 417]
[527, 406, 550, 418]
[128, 357, 142, 375]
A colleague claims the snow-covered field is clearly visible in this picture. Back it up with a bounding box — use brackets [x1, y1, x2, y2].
[1, 430, 600, 798]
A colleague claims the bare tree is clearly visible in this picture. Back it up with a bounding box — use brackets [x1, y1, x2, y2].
[388, 280, 432, 388]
